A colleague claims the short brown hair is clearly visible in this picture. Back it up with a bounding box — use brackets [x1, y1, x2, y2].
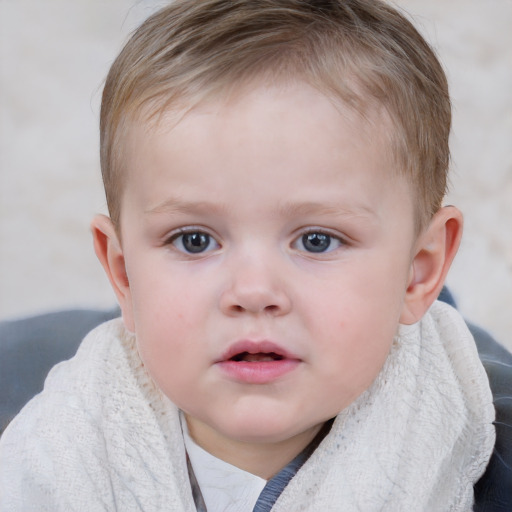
[100, 0, 451, 230]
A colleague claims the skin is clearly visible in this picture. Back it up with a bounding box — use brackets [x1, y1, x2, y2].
[92, 81, 462, 479]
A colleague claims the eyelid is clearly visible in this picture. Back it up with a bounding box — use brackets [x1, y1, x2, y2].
[165, 225, 218, 241]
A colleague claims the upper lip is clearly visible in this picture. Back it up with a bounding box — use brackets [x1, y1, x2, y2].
[217, 340, 301, 363]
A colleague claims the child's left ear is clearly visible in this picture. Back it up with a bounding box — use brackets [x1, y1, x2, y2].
[400, 206, 463, 325]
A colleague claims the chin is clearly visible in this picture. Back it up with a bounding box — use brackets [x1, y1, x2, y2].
[220, 410, 322, 445]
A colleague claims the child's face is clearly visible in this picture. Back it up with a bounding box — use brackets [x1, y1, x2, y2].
[117, 82, 418, 456]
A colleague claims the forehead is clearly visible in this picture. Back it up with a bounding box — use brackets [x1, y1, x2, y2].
[126, 79, 395, 170]
[119, 81, 414, 227]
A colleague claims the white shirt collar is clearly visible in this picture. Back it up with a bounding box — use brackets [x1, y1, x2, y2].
[181, 413, 267, 512]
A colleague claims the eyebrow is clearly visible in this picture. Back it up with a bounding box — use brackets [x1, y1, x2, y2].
[145, 197, 378, 221]
[145, 198, 230, 216]
[276, 201, 378, 220]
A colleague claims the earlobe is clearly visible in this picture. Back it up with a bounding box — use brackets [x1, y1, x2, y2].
[400, 206, 463, 325]
[91, 214, 135, 331]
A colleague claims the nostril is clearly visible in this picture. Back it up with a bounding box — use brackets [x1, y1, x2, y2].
[220, 287, 291, 316]
[229, 304, 280, 314]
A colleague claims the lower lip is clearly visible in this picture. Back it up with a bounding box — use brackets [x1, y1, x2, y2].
[216, 359, 300, 384]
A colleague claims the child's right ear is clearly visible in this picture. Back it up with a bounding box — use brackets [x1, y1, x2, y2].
[91, 215, 135, 332]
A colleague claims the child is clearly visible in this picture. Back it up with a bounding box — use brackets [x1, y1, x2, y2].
[0, 0, 502, 510]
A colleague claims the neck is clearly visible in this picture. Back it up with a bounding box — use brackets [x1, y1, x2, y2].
[184, 415, 326, 479]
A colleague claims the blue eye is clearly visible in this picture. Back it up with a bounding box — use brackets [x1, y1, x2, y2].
[171, 231, 219, 254]
[296, 232, 342, 253]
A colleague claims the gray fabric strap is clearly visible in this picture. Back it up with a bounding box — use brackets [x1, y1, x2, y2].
[252, 419, 334, 512]
[187, 454, 207, 512]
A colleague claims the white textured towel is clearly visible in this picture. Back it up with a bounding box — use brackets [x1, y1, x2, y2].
[0, 301, 495, 511]
[271, 301, 496, 511]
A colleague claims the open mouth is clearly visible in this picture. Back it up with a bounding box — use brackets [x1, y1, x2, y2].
[216, 340, 300, 383]
[229, 352, 285, 362]
[220, 340, 297, 363]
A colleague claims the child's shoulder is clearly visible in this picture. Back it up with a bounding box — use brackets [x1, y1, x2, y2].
[0, 307, 120, 433]
[0, 319, 127, 508]
[0, 320, 130, 455]
[0, 320, 193, 511]
[1, 318, 130, 434]
[29, 317, 138, 410]
[1, 316, 164, 447]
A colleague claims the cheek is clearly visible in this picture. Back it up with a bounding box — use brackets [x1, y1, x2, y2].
[129, 279, 201, 368]
[303, 269, 404, 398]
[316, 323, 394, 411]
[131, 265, 199, 326]
[133, 309, 203, 404]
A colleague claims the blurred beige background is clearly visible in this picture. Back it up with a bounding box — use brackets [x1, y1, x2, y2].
[0, 1, 511, 348]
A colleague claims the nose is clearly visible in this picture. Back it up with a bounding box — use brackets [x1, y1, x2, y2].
[219, 255, 292, 317]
